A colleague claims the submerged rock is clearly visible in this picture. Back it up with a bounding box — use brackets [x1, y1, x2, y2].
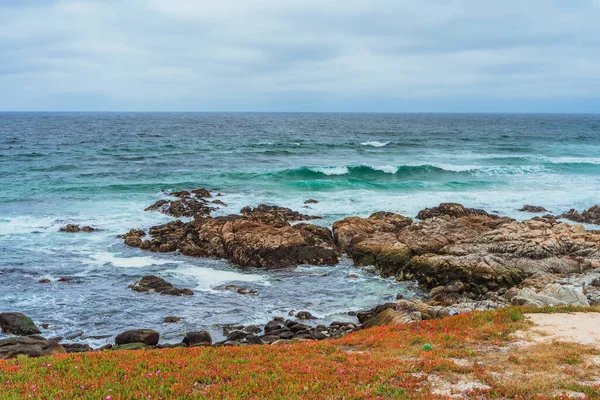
[59, 224, 98, 232]
[129, 275, 193, 296]
[0, 312, 41, 335]
[0, 336, 65, 359]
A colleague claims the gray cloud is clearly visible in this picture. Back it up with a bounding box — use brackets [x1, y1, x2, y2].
[0, 0, 598, 111]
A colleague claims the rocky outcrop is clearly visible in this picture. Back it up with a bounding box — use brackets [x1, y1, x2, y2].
[59, 224, 98, 232]
[334, 204, 600, 301]
[520, 205, 548, 213]
[145, 198, 215, 218]
[123, 216, 338, 269]
[560, 205, 600, 225]
[129, 275, 193, 296]
[0, 312, 41, 335]
[0, 336, 65, 359]
[115, 329, 159, 346]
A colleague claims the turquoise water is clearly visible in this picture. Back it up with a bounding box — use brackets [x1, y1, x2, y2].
[1, 112, 599, 344]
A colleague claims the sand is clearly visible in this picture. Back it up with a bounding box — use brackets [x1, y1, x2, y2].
[525, 312, 600, 345]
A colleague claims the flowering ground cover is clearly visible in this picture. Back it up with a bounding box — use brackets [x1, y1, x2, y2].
[1, 306, 599, 399]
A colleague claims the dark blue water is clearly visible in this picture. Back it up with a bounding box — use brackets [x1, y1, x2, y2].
[1, 112, 599, 345]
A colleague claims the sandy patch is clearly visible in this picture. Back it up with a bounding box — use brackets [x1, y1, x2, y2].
[524, 312, 600, 345]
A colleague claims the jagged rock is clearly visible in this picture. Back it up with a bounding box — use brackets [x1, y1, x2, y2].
[560, 205, 600, 225]
[171, 190, 191, 198]
[506, 284, 590, 307]
[182, 331, 212, 347]
[59, 224, 98, 233]
[416, 203, 492, 220]
[0, 336, 65, 359]
[163, 316, 181, 323]
[362, 308, 417, 328]
[520, 205, 548, 213]
[145, 198, 214, 218]
[115, 329, 159, 346]
[332, 212, 412, 252]
[0, 312, 40, 335]
[191, 188, 211, 198]
[129, 275, 193, 296]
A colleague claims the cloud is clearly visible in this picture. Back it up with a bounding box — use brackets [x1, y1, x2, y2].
[0, 0, 598, 111]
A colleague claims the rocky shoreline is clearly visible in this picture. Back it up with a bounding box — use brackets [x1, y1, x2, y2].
[2, 188, 600, 359]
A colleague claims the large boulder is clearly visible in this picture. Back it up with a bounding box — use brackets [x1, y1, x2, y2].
[115, 329, 159, 346]
[182, 331, 212, 347]
[332, 212, 412, 252]
[240, 204, 319, 227]
[416, 203, 492, 220]
[0, 312, 41, 335]
[0, 336, 65, 359]
[129, 275, 193, 296]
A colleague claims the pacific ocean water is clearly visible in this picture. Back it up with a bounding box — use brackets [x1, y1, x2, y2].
[1, 112, 599, 345]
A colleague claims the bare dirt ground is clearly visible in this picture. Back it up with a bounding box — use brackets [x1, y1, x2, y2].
[524, 312, 600, 346]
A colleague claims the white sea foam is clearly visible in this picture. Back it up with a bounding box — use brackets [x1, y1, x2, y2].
[0, 216, 57, 235]
[371, 165, 398, 174]
[311, 166, 350, 175]
[85, 252, 183, 268]
[360, 141, 390, 147]
[168, 266, 267, 290]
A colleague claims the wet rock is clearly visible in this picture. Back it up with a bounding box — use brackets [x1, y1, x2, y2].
[0, 312, 41, 335]
[39, 279, 51, 284]
[119, 229, 146, 247]
[346, 274, 359, 278]
[560, 205, 600, 225]
[304, 199, 319, 204]
[62, 343, 93, 353]
[191, 188, 212, 198]
[59, 224, 98, 233]
[332, 212, 412, 252]
[244, 325, 262, 334]
[64, 330, 84, 340]
[227, 331, 248, 341]
[295, 311, 315, 320]
[520, 205, 548, 213]
[171, 190, 191, 198]
[222, 324, 245, 336]
[357, 303, 396, 324]
[57, 277, 74, 283]
[182, 331, 212, 347]
[0, 336, 66, 359]
[163, 316, 181, 323]
[115, 329, 159, 346]
[264, 320, 283, 334]
[416, 203, 492, 220]
[245, 334, 263, 345]
[224, 285, 259, 296]
[129, 275, 193, 296]
[212, 200, 227, 206]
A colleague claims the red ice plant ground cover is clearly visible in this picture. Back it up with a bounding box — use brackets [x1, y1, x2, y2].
[1, 306, 599, 399]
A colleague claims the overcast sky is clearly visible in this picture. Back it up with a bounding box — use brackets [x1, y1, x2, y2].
[1, 0, 599, 112]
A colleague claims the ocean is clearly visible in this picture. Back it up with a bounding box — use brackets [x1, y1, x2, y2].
[1, 112, 599, 345]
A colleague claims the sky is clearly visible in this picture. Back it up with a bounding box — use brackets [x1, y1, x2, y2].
[0, 0, 599, 112]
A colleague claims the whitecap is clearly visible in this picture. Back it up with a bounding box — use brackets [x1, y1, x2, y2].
[371, 165, 398, 174]
[360, 141, 390, 147]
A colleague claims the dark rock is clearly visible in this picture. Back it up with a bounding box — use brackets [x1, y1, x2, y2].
[396, 294, 404, 300]
[283, 319, 298, 329]
[0, 312, 40, 335]
[39, 279, 51, 284]
[278, 331, 295, 340]
[163, 316, 181, 323]
[191, 188, 212, 198]
[346, 274, 359, 279]
[59, 224, 97, 232]
[304, 199, 319, 204]
[145, 197, 214, 218]
[62, 343, 93, 353]
[171, 190, 191, 198]
[293, 332, 314, 340]
[57, 277, 74, 283]
[64, 330, 84, 340]
[157, 343, 187, 349]
[0, 336, 66, 359]
[289, 324, 309, 333]
[267, 328, 290, 337]
[241, 204, 320, 227]
[312, 331, 328, 340]
[182, 331, 212, 347]
[115, 329, 159, 346]
[97, 344, 113, 351]
[260, 335, 279, 344]
[245, 334, 263, 345]
[129, 275, 193, 296]
[560, 205, 600, 225]
[227, 331, 248, 341]
[264, 320, 282, 334]
[520, 205, 548, 213]
[295, 311, 315, 320]
[212, 200, 227, 206]
[244, 325, 262, 334]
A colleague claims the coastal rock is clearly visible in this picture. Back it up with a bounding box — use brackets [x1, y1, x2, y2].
[416, 203, 492, 220]
[506, 284, 590, 307]
[0, 312, 41, 335]
[59, 224, 98, 233]
[62, 343, 93, 353]
[361, 308, 418, 328]
[129, 275, 193, 296]
[182, 331, 212, 347]
[191, 188, 212, 198]
[115, 329, 159, 346]
[520, 205, 548, 213]
[0, 336, 66, 360]
[304, 199, 319, 204]
[332, 212, 412, 252]
[212, 199, 227, 206]
[295, 311, 315, 320]
[224, 285, 259, 296]
[560, 205, 600, 225]
[163, 316, 181, 323]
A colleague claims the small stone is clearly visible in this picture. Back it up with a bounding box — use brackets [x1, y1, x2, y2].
[38, 279, 51, 284]
[295, 311, 315, 320]
[163, 316, 181, 323]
